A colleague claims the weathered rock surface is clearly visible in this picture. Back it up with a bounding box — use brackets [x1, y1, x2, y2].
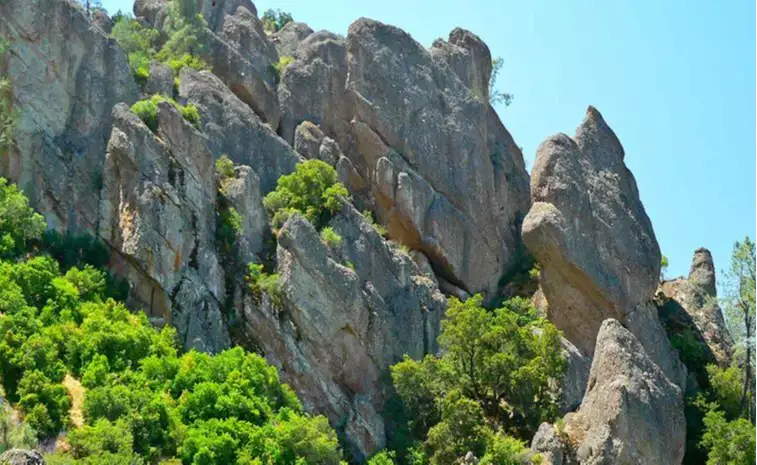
[0, 449, 45, 465]
[237, 204, 446, 460]
[278, 30, 351, 145]
[658, 248, 732, 366]
[535, 319, 686, 465]
[430, 28, 492, 102]
[99, 103, 229, 353]
[0, 0, 139, 231]
[270, 21, 315, 57]
[280, 18, 530, 297]
[522, 106, 685, 387]
[144, 61, 174, 97]
[531, 423, 566, 465]
[561, 336, 591, 413]
[179, 68, 300, 193]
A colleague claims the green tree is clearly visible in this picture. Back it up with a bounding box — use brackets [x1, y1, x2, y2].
[261, 9, 294, 33]
[721, 237, 756, 421]
[391, 295, 565, 461]
[700, 406, 756, 465]
[489, 57, 513, 107]
[0, 178, 46, 259]
[263, 160, 349, 230]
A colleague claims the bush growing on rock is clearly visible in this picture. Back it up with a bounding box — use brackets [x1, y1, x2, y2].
[263, 160, 349, 230]
[131, 95, 201, 132]
[320, 227, 343, 248]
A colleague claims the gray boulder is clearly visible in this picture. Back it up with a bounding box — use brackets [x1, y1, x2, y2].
[0, 0, 139, 232]
[144, 61, 175, 97]
[522, 106, 685, 387]
[271, 21, 315, 57]
[560, 319, 686, 465]
[238, 204, 445, 460]
[0, 450, 45, 465]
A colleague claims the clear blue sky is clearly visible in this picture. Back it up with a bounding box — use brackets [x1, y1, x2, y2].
[102, 0, 755, 283]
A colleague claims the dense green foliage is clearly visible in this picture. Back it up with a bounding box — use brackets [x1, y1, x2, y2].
[131, 95, 201, 133]
[261, 9, 294, 33]
[110, 8, 209, 91]
[0, 178, 344, 464]
[320, 227, 343, 248]
[263, 160, 349, 230]
[389, 295, 564, 464]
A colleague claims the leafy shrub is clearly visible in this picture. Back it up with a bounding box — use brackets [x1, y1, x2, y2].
[480, 433, 534, 465]
[131, 94, 201, 132]
[271, 55, 295, 83]
[391, 294, 565, 461]
[0, 178, 46, 259]
[700, 405, 756, 465]
[215, 154, 235, 181]
[320, 227, 343, 248]
[264, 160, 349, 230]
[261, 9, 293, 33]
[164, 53, 208, 75]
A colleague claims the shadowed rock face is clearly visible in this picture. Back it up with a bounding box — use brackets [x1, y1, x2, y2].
[0, 449, 45, 465]
[658, 247, 733, 366]
[279, 18, 531, 298]
[534, 319, 686, 465]
[0, 0, 139, 232]
[522, 106, 685, 389]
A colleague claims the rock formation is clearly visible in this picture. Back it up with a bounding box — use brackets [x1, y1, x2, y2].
[279, 18, 531, 298]
[0, 0, 703, 461]
[239, 204, 445, 459]
[0, 449, 45, 465]
[533, 319, 686, 465]
[658, 248, 733, 366]
[0, 0, 139, 232]
[99, 102, 229, 353]
[522, 106, 686, 387]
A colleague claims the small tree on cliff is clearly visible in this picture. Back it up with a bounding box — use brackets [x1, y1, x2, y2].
[721, 236, 756, 422]
[489, 57, 514, 107]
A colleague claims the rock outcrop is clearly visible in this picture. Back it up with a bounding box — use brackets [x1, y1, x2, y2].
[270, 21, 314, 57]
[135, 0, 281, 127]
[658, 248, 732, 366]
[179, 68, 300, 193]
[534, 319, 686, 465]
[0, 449, 45, 465]
[238, 204, 446, 460]
[522, 106, 685, 387]
[279, 18, 531, 298]
[0, 0, 139, 232]
[99, 102, 229, 353]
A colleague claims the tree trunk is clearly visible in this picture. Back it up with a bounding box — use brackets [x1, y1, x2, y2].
[739, 309, 752, 420]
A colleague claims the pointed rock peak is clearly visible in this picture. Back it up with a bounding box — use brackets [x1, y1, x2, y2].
[689, 247, 717, 296]
[575, 105, 625, 162]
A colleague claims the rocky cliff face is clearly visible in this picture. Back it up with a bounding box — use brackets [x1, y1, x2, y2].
[278, 18, 531, 298]
[0, 0, 139, 232]
[1, 0, 711, 462]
